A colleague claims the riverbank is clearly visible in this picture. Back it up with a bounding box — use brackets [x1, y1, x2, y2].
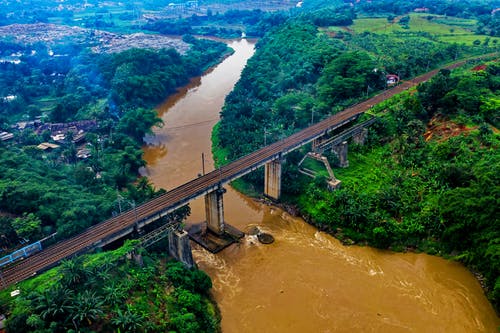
[142, 37, 500, 331]
[213, 103, 499, 316]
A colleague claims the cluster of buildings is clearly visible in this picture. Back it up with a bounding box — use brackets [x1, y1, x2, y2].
[4, 119, 98, 159]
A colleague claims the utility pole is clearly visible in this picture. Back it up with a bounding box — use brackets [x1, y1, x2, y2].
[117, 190, 123, 214]
[201, 152, 205, 175]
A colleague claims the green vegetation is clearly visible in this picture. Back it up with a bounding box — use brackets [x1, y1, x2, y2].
[0, 0, 296, 35]
[0, 242, 219, 332]
[299, 64, 500, 309]
[216, 22, 344, 166]
[99, 37, 230, 108]
[351, 14, 500, 45]
[214, 0, 500, 311]
[1, 0, 499, 329]
[215, 5, 489, 164]
[0, 5, 231, 331]
[144, 9, 290, 38]
[0, 30, 229, 246]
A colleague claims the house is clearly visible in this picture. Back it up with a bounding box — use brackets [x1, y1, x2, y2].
[51, 133, 66, 142]
[36, 142, 60, 151]
[414, 7, 429, 13]
[0, 132, 14, 141]
[35, 119, 97, 135]
[77, 148, 92, 159]
[386, 74, 400, 86]
[12, 120, 41, 131]
[72, 130, 86, 144]
[472, 64, 487, 71]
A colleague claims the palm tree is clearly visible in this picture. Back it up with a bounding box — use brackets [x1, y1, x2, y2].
[71, 290, 104, 330]
[35, 286, 74, 322]
[111, 306, 145, 333]
[86, 264, 112, 287]
[25, 314, 44, 330]
[103, 282, 127, 307]
[60, 257, 90, 289]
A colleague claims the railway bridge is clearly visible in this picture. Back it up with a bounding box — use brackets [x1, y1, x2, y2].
[0, 61, 469, 289]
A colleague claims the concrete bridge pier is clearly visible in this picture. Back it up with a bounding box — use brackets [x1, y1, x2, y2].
[187, 185, 243, 253]
[332, 141, 349, 168]
[264, 158, 282, 200]
[353, 128, 368, 145]
[312, 138, 322, 153]
[168, 229, 195, 268]
[205, 186, 226, 235]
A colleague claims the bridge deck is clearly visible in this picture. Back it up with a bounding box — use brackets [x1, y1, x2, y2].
[0, 59, 474, 289]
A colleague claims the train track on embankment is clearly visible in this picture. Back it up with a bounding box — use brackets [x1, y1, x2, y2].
[0, 54, 496, 290]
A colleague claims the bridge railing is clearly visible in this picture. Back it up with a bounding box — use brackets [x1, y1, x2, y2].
[316, 117, 377, 151]
[0, 241, 42, 268]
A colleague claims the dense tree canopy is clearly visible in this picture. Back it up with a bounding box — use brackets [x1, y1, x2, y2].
[0, 35, 228, 244]
[213, 1, 500, 311]
[215, 9, 483, 163]
[296, 66, 499, 309]
[1, 246, 218, 333]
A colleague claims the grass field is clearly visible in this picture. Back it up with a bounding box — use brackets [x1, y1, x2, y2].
[351, 14, 500, 45]
[332, 146, 390, 193]
[352, 17, 407, 34]
[48, 6, 145, 34]
[320, 26, 347, 33]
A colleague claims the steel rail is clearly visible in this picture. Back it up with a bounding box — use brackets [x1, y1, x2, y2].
[0, 55, 494, 289]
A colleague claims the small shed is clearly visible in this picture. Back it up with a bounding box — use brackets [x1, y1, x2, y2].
[386, 74, 400, 86]
[36, 142, 60, 151]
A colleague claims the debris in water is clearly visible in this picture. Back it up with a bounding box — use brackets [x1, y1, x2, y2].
[257, 233, 274, 244]
[248, 226, 260, 236]
[247, 226, 274, 244]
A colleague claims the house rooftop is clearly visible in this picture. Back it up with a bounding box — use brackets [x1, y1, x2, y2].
[0, 132, 14, 141]
[36, 142, 60, 150]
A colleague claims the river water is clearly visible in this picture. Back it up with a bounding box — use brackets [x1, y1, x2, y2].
[141, 39, 499, 332]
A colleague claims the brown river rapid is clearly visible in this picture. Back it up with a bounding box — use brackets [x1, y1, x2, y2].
[141, 39, 500, 332]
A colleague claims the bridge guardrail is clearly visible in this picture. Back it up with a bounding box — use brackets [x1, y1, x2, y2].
[0, 241, 42, 269]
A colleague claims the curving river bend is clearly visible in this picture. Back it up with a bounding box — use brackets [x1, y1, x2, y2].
[141, 39, 500, 332]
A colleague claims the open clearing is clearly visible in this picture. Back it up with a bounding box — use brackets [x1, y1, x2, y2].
[350, 14, 499, 45]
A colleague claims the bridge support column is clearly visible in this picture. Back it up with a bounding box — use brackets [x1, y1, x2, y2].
[312, 138, 322, 153]
[353, 128, 368, 146]
[264, 158, 282, 200]
[205, 187, 226, 235]
[332, 141, 349, 168]
[168, 230, 194, 268]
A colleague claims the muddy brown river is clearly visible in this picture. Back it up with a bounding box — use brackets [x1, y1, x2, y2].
[141, 39, 499, 332]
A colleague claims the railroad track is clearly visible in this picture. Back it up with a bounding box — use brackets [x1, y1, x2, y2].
[0, 56, 493, 290]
